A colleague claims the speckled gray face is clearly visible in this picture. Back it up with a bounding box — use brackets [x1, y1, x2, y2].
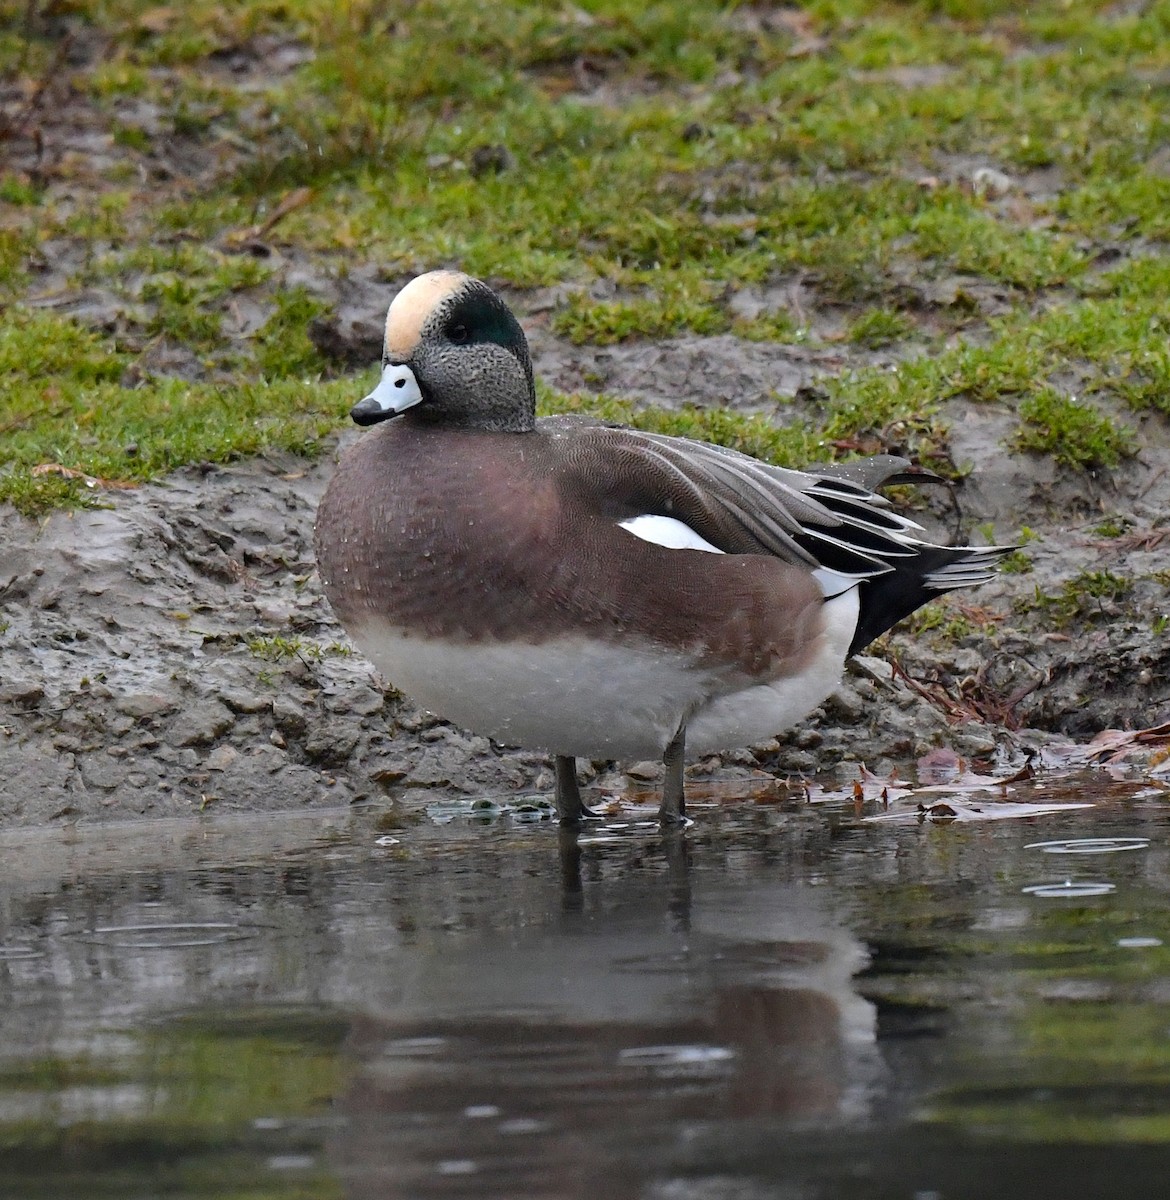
[355, 271, 538, 434]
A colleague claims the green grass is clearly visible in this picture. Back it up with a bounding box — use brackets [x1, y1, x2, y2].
[0, 308, 358, 515]
[552, 283, 730, 345]
[1020, 569, 1135, 628]
[1014, 389, 1134, 469]
[246, 633, 351, 662]
[998, 550, 1034, 575]
[2, 0, 1170, 512]
[848, 307, 917, 349]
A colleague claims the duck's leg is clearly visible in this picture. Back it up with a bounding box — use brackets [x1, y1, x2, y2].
[558, 825, 584, 911]
[555, 755, 601, 824]
[658, 725, 688, 826]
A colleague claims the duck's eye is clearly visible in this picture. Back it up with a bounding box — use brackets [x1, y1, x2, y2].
[449, 323, 469, 344]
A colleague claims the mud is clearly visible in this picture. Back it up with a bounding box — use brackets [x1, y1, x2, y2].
[3, 317, 1169, 828]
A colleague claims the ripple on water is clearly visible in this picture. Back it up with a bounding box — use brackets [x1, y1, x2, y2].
[498, 1117, 552, 1135]
[437, 1160, 477, 1176]
[0, 944, 44, 960]
[73, 922, 258, 949]
[1024, 837, 1151, 854]
[1021, 881, 1117, 899]
[617, 1045, 737, 1075]
[383, 1036, 448, 1057]
[266, 1155, 315, 1171]
[463, 1105, 502, 1119]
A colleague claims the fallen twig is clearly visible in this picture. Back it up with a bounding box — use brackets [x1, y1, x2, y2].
[225, 187, 315, 247]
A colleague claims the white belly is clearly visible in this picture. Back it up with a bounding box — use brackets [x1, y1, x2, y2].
[350, 589, 858, 761]
[687, 589, 858, 753]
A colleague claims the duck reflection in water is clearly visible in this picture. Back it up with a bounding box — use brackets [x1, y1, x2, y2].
[327, 832, 881, 1200]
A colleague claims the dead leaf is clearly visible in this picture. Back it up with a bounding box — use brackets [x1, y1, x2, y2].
[1099, 530, 1167, 552]
[1067, 722, 1170, 765]
[31, 463, 137, 490]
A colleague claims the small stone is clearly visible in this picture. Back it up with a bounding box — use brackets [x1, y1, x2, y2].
[206, 745, 239, 771]
[397, 710, 441, 733]
[269, 730, 287, 748]
[782, 751, 817, 773]
[972, 166, 1014, 199]
[0, 681, 45, 707]
[824, 686, 864, 723]
[953, 730, 998, 756]
[626, 761, 662, 781]
[80, 752, 127, 790]
[370, 759, 409, 784]
[219, 689, 271, 714]
[167, 700, 235, 747]
[407, 751, 452, 787]
[325, 687, 384, 717]
[795, 728, 823, 750]
[272, 697, 308, 736]
[304, 722, 359, 765]
[115, 692, 177, 720]
[687, 756, 721, 777]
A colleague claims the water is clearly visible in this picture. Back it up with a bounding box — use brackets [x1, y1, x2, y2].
[2, 772, 1170, 1199]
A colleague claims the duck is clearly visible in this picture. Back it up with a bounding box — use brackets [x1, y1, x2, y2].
[315, 270, 1008, 825]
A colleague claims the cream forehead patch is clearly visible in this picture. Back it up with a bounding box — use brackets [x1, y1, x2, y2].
[384, 270, 469, 358]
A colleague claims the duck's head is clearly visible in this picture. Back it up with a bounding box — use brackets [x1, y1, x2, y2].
[351, 270, 536, 433]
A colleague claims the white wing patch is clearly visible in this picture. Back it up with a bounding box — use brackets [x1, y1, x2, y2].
[620, 516, 865, 603]
[812, 567, 865, 599]
[618, 515, 725, 554]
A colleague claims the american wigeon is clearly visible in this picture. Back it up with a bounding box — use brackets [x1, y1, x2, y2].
[315, 271, 1008, 825]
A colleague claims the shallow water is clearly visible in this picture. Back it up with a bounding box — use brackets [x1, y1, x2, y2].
[3, 773, 1170, 1199]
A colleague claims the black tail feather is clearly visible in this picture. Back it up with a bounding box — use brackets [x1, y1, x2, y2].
[849, 544, 1011, 656]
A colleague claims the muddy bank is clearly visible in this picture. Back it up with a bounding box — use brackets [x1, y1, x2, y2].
[2, 341, 1168, 828]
